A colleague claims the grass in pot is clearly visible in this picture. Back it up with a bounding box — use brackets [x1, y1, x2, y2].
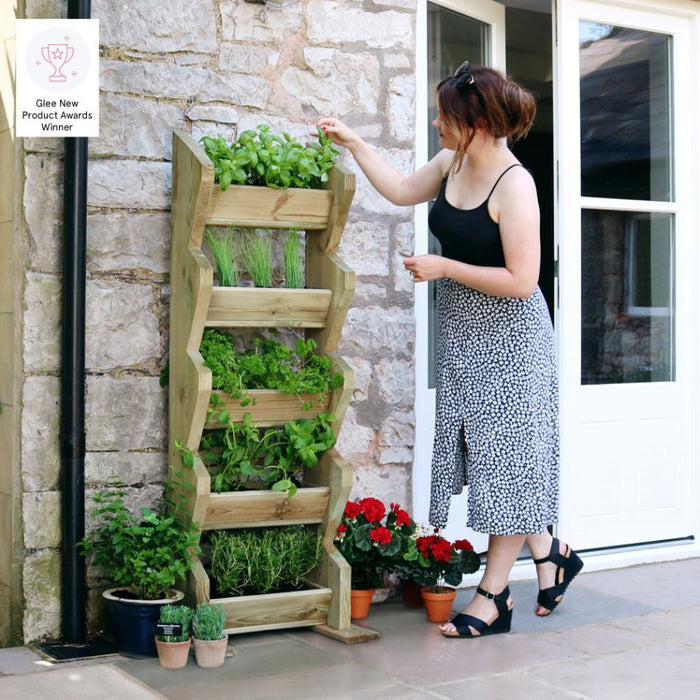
[155, 604, 193, 669]
[192, 603, 229, 668]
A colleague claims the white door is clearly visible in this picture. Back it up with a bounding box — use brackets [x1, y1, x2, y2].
[556, 0, 696, 550]
[413, 0, 505, 549]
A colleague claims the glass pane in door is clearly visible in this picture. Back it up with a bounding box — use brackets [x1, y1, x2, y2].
[427, 3, 488, 387]
[581, 209, 675, 384]
[579, 22, 673, 201]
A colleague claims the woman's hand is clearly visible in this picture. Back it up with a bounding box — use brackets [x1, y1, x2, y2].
[316, 117, 359, 150]
[403, 254, 445, 283]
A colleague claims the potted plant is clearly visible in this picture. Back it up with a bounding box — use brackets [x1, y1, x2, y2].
[192, 603, 228, 668]
[410, 530, 482, 623]
[79, 482, 201, 658]
[334, 498, 417, 619]
[155, 604, 193, 669]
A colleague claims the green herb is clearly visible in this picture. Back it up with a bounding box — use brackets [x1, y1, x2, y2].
[206, 227, 239, 287]
[192, 603, 226, 641]
[79, 480, 201, 600]
[283, 229, 303, 289]
[157, 604, 193, 643]
[201, 124, 339, 191]
[209, 525, 323, 596]
[200, 411, 337, 495]
[240, 232, 272, 287]
[199, 330, 343, 403]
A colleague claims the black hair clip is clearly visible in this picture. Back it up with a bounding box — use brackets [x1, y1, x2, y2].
[453, 60, 476, 91]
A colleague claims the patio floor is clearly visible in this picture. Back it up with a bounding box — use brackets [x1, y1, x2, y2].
[1, 556, 699, 699]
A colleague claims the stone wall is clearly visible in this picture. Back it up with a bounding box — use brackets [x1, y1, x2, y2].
[19, 0, 417, 641]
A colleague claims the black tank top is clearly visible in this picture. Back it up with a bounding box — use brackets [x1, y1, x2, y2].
[428, 164, 523, 268]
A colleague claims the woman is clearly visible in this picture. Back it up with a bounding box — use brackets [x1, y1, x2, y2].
[318, 62, 582, 639]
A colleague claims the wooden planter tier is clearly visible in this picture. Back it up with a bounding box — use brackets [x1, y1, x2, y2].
[188, 558, 332, 635]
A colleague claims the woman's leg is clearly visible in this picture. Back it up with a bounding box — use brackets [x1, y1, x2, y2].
[527, 531, 582, 616]
[440, 533, 524, 636]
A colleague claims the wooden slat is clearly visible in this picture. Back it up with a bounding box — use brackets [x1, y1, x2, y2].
[208, 389, 331, 426]
[208, 185, 333, 229]
[216, 588, 332, 634]
[314, 163, 355, 254]
[206, 287, 331, 327]
[202, 488, 330, 530]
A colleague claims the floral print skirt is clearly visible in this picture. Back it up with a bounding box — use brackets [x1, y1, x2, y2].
[429, 279, 559, 535]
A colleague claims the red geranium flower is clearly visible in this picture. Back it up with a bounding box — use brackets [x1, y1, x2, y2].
[358, 497, 385, 524]
[336, 523, 347, 538]
[344, 501, 361, 519]
[454, 538, 474, 552]
[369, 526, 392, 546]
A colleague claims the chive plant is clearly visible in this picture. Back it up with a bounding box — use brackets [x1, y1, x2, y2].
[240, 232, 272, 287]
[206, 227, 239, 287]
[283, 229, 303, 289]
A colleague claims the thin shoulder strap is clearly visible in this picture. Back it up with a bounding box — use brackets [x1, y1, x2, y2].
[486, 163, 524, 201]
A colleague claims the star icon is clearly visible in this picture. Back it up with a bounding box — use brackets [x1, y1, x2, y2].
[72, 71, 78, 77]
[52, 48, 64, 60]
[36, 60, 42, 66]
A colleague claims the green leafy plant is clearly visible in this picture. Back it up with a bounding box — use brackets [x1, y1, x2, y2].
[240, 232, 272, 287]
[200, 411, 337, 496]
[192, 603, 226, 641]
[79, 480, 201, 600]
[157, 604, 193, 643]
[283, 229, 303, 289]
[201, 124, 339, 191]
[199, 330, 343, 406]
[206, 227, 239, 287]
[209, 525, 323, 596]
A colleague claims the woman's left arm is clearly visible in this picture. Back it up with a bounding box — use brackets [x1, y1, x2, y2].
[403, 168, 540, 298]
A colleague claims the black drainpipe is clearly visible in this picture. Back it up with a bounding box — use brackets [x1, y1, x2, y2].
[60, 0, 91, 644]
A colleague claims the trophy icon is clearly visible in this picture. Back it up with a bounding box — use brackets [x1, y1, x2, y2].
[40, 43, 75, 82]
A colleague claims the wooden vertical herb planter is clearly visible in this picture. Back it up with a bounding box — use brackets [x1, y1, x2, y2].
[169, 131, 376, 643]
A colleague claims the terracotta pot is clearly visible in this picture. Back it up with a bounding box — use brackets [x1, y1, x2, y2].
[420, 586, 457, 623]
[350, 588, 375, 619]
[193, 636, 229, 668]
[400, 579, 424, 609]
[155, 637, 191, 669]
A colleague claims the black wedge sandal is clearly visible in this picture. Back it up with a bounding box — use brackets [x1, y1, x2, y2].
[534, 537, 583, 616]
[441, 586, 513, 639]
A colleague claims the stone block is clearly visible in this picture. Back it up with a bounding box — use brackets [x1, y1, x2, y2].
[388, 73, 415, 141]
[95, 0, 217, 54]
[342, 306, 414, 360]
[23, 491, 61, 549]
[23, 155, 62, 273]
[220, 1, 303, 42]
[282, 49, 379, 116]
[21, 376, 60, 492]
[185, 105, 240, 124]
[338, 220, 390, 277]
[335, 405, 376, 460]
[23, 273, 61, 373]
[374, 357, 414, 406]
[86, 376, 166, 451]
[85, 451, 168, 487]
[219, 44, 279, 74]
[307, 1, 413, 49]
[91, 94, 185, 159]
[23, 549, 61, 643]
[88, 159, 171, 210]
[350, 464, 411, 508]
[87, 212, 171, 274]
[85, 279, 161, 370]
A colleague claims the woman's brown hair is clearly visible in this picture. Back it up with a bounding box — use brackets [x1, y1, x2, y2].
[437, 63, 537, 172]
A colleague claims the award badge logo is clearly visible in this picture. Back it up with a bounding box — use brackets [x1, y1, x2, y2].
[16, 19, 99, 137]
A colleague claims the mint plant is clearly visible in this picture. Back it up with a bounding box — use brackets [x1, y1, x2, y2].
[201, 124, 339, 191]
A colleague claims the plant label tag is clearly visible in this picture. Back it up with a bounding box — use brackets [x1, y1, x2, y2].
[156, 622, 183, 636]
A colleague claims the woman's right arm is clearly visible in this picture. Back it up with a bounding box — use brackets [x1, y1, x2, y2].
[317, 117, 449, 206]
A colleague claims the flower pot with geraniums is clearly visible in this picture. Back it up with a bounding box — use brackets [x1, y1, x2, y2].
[334, 498, 417, 619]
[192, 603, 229, 668]
[79, 482, 201, 658]
[155, 604, 193, 669]
[410, 530, 482, 623]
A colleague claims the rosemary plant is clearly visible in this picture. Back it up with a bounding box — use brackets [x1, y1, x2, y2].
[240, 232, 272, 287]
[283, 229, 304, 289]
[157, 604, 193, 643]
[206, 227, 239, 287]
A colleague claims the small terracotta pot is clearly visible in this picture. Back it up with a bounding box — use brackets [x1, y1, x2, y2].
[350, 588, 375, 619]
[155, 637, 191, 669]
[193, 636, 229, 668]
[420, 586, 457, 623]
